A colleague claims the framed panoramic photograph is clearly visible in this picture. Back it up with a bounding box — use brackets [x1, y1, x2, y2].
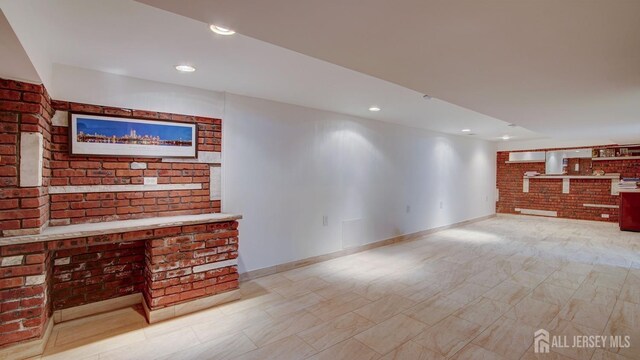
[69, 113, 197, 158]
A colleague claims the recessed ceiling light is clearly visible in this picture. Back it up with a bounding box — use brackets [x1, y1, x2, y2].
[210, 25, 236, 35]
[369, 106, 381, 112]
[502, 135, 510, 140]
[461, 129, 471, 132]
[175, 65, 196, 72]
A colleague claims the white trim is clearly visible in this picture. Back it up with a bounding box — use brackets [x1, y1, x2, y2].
[52, 110, 68, 126]
[193, 259, 238, 273]
[525, 173, 620, 179]
[162, 151, 221, 164]
[592, 156, 640, 161]
[53, 293, 142, 323]
[523, 178, 529, 193]
[611, 179, 620, 195]
[20, 132, 43, 187]
[143, 289, 240, 323]
[210, 166, 221, 200]
[515, 208, 558, 217]
[562, 178, 570, 194]
[49, 183, 201, 194]
[583, 204, 618, 209]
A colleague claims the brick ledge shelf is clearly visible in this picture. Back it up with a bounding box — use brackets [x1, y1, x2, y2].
[0, 214, 242, 357]
[0, 213, 242, 246]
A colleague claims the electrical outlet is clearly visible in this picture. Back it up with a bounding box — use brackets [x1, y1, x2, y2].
[144, 177, 158, 185]
[406, 205, 411, 213]
[439, 201, 443, 209]
[322, 216, 328, 226]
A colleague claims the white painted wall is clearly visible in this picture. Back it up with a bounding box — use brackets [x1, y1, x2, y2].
[223, 94, 496, 273]
[45, 66, 497, 274]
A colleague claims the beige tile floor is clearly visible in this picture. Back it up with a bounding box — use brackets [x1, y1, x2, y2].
[32, 215, 640, 360]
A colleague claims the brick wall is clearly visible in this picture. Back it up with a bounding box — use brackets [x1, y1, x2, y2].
[1, 78, 236, 350]
[144, 221, 239, 309]
[0, 79, 53, 236]
[497, 147, 640, 222]
[0, 220, 239, 347]
[49, 100, 221, 225]
[0, 243, 50, 348]
[51, 241, 145, 310]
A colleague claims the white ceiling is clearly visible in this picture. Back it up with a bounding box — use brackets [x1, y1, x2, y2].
[0, 0, 543, 142]
[138, 0, 640, 145]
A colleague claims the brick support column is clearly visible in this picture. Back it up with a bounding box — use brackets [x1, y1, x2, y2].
[144, 221, 239, 311]
[0, 243, 50, 347]
[0, 79, 53, 236]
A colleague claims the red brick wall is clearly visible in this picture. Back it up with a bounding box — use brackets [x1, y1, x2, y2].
[51, 241, 145, 310]
[0, 243, 50, 348]
[0, 79, 53, 236]
[497, 148, 640, 222]
[49, 100, 221, 225]
[144, 221, 239, 309]
[0, 220, 239, 347]
[1, 79, 236, 350]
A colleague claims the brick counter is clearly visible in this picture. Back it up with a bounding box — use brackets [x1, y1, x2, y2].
[0, 213, 241, 356]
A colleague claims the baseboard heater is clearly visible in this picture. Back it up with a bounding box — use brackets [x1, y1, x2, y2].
[514, 208, 558, 217]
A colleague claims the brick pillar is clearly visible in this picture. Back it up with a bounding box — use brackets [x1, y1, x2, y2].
[0, 78, 54, 351]
[0, 78, 53, 236]
[0, 242, 50, 347]
[143, 221, 239, 312]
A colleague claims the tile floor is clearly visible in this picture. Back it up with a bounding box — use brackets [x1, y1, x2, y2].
[33, 215, 640, 360]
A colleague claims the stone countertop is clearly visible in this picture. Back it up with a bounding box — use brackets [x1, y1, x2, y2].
[0, 213, 242, 246]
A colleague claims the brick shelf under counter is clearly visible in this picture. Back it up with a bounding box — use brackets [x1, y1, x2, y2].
[0, 213, 242, 358]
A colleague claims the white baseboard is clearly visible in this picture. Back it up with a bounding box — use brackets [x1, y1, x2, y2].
[53, 293, 142, 324]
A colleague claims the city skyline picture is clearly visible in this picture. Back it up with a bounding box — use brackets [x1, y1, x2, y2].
[76, 118, 193, 145]
[70, 114, 197, 158]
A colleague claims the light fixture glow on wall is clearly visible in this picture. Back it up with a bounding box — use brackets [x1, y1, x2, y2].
[462, 129, 471, 132]
[502, 135, 510, 140]
[210, 25, 236, 35]
[175, 65, 196, 72]
[369, 106, 381, 112]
